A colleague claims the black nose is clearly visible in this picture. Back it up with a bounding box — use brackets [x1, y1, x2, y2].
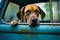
[31, 17, 37, 22]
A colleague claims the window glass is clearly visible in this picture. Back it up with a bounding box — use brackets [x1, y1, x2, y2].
[4, 2, 19, 21]
[4, 2, 50, 23]
[52, 1, 60, 23]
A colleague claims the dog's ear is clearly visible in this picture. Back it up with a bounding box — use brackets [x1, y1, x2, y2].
[17, 7, 25, 22]
[38, 6, 45, 21]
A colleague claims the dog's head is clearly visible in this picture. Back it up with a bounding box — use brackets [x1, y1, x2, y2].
[17, 4, 45, 25]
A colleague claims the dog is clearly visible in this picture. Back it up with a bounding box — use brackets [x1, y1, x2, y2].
[10, 4, 45, 25]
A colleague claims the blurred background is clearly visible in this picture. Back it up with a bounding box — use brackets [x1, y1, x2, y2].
[3, 0, 60, 23]
[4, 2, 50, 22]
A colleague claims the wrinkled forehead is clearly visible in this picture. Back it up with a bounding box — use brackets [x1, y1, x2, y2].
[24, 4, 39, 12]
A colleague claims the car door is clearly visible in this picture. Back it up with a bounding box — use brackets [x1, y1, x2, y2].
[0, 0, 60, 40]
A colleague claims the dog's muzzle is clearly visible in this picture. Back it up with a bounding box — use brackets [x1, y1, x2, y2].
[32, 18, 37, 23]
[31, 17, 38, 25]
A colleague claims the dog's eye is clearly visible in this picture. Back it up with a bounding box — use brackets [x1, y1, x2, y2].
[26, 10, 31, 16]
[35, 10, 40, 14]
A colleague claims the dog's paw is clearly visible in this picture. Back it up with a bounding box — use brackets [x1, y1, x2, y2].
[10, 20, 18, 26]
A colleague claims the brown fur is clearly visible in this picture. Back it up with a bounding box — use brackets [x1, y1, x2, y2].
[10, 4, 45, 25]
[17, 4, 45, 23]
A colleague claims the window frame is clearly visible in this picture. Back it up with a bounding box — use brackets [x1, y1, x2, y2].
[1, 0, 60, 25]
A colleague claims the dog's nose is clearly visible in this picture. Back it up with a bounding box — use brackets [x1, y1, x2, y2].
[30, 17, 38, 25]
[31, 17, 37, 22]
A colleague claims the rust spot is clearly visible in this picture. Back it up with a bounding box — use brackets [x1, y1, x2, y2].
[18, 29, 29, 34]
[19, 29, 35, 36]
[18, 29, 35, 39]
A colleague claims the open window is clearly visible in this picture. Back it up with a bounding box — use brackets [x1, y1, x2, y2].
[2, 0, 60, 25]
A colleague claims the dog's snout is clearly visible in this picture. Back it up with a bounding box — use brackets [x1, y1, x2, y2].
[30, 17, 38, 25]
[32, 18, 37, 21]
[31, 17, 37, 22]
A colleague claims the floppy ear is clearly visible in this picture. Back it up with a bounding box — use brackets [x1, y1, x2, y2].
[38, 6, 45, 21]
[17, 7, 25, 22]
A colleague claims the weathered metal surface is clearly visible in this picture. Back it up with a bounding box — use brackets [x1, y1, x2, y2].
[0, 25, 60, 34]
[0, 25, 60, 40]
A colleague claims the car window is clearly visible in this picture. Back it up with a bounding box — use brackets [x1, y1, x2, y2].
[4, 2, 19, 22]
[3, 2, 50, 23]
[52, 1, 60, 23]
[3, 1, 60, 24]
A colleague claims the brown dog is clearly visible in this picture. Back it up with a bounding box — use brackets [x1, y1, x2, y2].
[10, 4, 45, 25]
